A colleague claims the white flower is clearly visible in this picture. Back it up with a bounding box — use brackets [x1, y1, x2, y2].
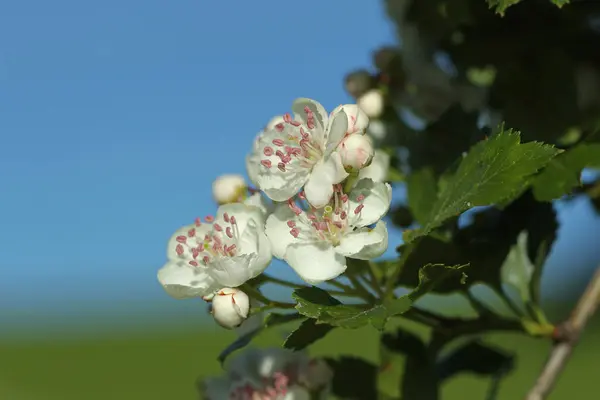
[246, 116, 286, 186]
[212, 174, 247, 205]
[201, 348, 332, 400]
[357, 89, 385, 118]
[211, 287, 250, 329]
[157, 203, 272, 299]
[249, 98, 350, 208]
[359, 149, 391, 182]
[266, 179, 391, 284]
[338, 133, 375, 172]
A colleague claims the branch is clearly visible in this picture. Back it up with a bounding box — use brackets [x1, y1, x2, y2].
[525, 266, 600, 400]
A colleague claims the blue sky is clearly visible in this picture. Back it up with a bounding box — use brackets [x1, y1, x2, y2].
[1, 0, 598, 333]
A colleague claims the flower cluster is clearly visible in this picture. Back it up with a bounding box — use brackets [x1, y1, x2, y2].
[157, 98, 391, 328]
[201, 348, 333, 400]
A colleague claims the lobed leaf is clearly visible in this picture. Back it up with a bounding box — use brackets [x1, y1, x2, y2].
[532, 143, 600, 201]
[404, 129, 560, 242]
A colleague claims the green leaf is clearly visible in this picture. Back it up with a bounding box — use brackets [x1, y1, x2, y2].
[293, 264, 464, 330]
[532, 144, 600, 201]
[381, 330, 438, 400]
[436, 340, 514, 399]
[395, 191, 558, 294]
[550, 0, 570, 7]
[487, 0, 522, 15]
[404, 129, 560, 242]
[217, 312, 301, 363]
[407, 167, 438, 224]
[283, 318, 334, 351]
[500, 231, 534, 304]
[324, 356, 378, 400]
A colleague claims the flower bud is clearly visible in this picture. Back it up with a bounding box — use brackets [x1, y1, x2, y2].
[212, 174, 246, 205]
[357, 89, 385, 118]
[211, 287, 250, 329]
[339, 134, 375, 172]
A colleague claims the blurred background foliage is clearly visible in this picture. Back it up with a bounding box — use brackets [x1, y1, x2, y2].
[2, 0, 600, 399]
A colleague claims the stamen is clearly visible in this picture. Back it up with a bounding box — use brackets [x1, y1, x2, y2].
[175, 244, 184, 255]
[287, 220, 296, 228]
[354, 204, 364, 214]
[205, 215, 215, 223]
[176, 235, 187, 243]
[261, 159, 272, 168]
[263, 146, 274, 156]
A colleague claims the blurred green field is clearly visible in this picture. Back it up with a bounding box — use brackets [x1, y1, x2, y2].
[1, 319, 598, 400]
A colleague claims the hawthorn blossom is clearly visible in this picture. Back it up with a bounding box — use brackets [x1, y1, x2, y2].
[266, 179, 391, 284]
[249, 98, 350, 208]
[201, 348, 332, 400]
[157, 203, 272, 299]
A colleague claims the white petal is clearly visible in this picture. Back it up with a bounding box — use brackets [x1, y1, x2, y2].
[330, 104, 369, 134]
[208, 254, 258, 287]
[336, 221, 388, 260]
[358, 149, 390, 182]
[202, 377, 233, 400]
[348, 178, 392, 227]
[258, 169, 309, 202]
[216, 202, 265, 234]
[240, 218, 273, 276]
[265, 205, 298, 259]
[283, 386, 311, 400]
[246, 132, 264, 186]
[325, 109, 349, 155]
[157, 261, 218, 299]
[285, 242, 347, 284]
[292, 98, 329, 132]
[166, 223, 212, 261]
[304, 153, 349, 208]
[243, 192, 273, 218]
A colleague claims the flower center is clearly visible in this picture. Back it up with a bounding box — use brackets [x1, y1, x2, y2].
[228, 371, 293, 400]
[173, 213, 241, 267]
[259, 107, 324, 173]
[286, 185, 366, 246]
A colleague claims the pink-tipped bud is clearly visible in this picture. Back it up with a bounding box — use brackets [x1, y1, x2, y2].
[211, 287, 250, 329]
[339, 134, 375, 172]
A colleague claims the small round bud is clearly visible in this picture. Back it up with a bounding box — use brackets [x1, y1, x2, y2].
[212, 174, 246, 205]
[344, 69, 375, 98]
[211, 287, 250, 329]
[357, 89, 385, 118]
[339, 134, 375, 172]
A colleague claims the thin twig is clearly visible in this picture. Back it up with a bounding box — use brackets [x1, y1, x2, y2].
[525, 267, 600, 400]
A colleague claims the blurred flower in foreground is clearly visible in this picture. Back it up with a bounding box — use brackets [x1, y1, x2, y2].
[201, 348, 333, 400]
